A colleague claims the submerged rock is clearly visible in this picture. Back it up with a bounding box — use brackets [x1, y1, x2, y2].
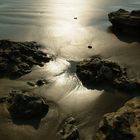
[76, 56, 140, 92]
[95, 97, 140, 140]
[58, 117, 80, 140]
[0, 40, 52, 79]
[0, 90, 49, 120]
[27, 81, 36, 87]
[108, 9, 140, 35]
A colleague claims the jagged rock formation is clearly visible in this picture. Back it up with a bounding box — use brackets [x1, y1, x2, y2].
[76, 56, 140, 92]
[108, 9, 140, 35]
[95, 97, 140, 140]
[0, 90, 49, 120]
[0, 40, 52, 79]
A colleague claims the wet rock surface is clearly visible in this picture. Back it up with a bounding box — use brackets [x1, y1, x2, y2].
[76, 56, 140, 92]
[108, 9, 140, 36]
[0, 90, 49, 120]
[0, 40, 52, 79]
[58, 117, 80, 140]
[95, 97, 140, 140]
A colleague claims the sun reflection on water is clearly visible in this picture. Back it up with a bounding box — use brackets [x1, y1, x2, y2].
[39, 0, 94, 59]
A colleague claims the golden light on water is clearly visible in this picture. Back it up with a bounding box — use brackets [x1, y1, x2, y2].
[39, 0, 95, 58]
[46, 0, 92, 41]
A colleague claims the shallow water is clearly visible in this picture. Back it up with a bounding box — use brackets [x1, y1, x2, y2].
[0, 0, 140, 140]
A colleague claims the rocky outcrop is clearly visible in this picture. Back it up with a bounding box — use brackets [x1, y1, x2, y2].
[108, 9, 140, 35]
[95, 97, 140, 140]
[0, 90, 49, 120]
[0, 40, 52, 79]
[58, 117, 80, 140]
[76, 56, 140, 92]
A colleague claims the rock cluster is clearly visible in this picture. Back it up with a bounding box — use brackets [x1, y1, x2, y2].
[0, 40, 52, 79]
[58, 117, 80, 140]
[0, 90, 49, 120]
[108, 9, 140, 35]
[76, 56, 140, 92]
[95, 97, 140, 140]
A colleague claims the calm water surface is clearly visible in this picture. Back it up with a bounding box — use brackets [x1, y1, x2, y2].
[0, 0, 140, 140]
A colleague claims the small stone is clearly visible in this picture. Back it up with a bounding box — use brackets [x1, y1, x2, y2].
[36, 79, 47, 86]
[27, 81, 35, 87]
[88, 46, 92, 49]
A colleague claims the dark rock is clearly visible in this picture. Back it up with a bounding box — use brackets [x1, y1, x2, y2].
[58, 117, 80, 140]
[131, 10, 140, 16]
[38, 62, 45, 67]
[0, 90, 49, 120]
[0, 96, 8, 103]
[76, 56, 140, 92]
[12, 50, 21, 57]
[108, 9, 140, 36]
[36, 79, 48, 86]
[113, 78, 140, 92]
[95, 97, 140, 140]
[11, 65, 22, 76]
[88, 46, 92, 49]
[18, 63, 32, 74]
[98, 65, 113, 80]
[0, 62, 7, 71]
[0, 40, 52, 79]
[27, 81, 36, 87]
[27, 79, 48, 87]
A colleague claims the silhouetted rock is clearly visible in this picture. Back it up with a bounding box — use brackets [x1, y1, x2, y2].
[76, 56, 140, 92]
[58, 117, 80, 140]
[95, 97, 140, 140]
[108, 9, 140, 36]
[88, 46, 92, 49]
[0, 90, 49, 120]
[0, 40, 52, 79]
